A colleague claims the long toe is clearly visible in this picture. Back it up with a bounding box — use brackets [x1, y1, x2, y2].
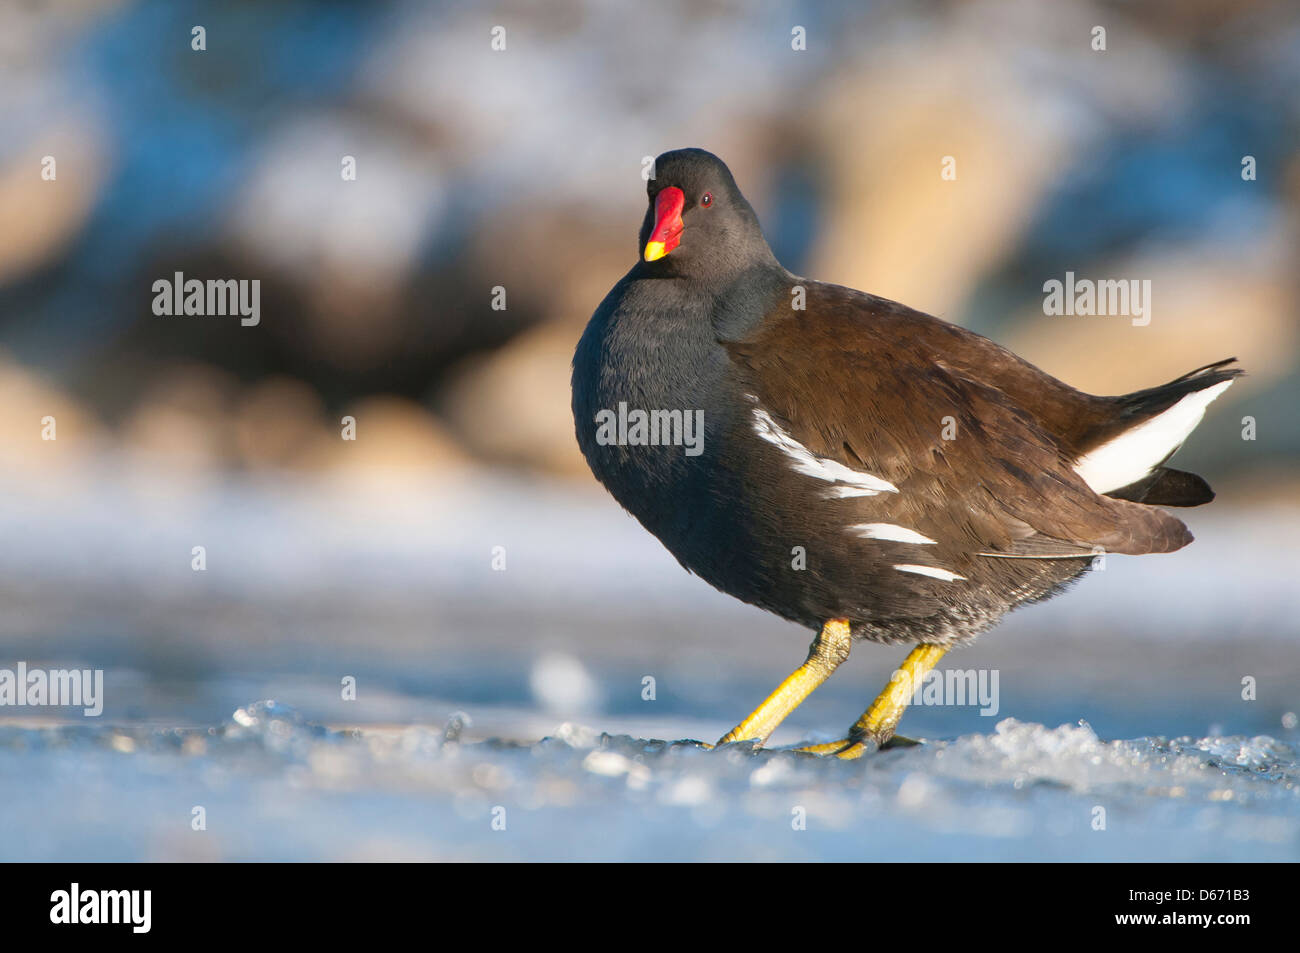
[793, 737, 879, 758]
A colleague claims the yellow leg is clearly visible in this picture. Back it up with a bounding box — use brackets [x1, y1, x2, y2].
[797, 643, 948, 759]
[716, 619, 852, 747]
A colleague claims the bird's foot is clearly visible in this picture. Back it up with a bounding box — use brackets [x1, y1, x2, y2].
[793, 732, 921, 759]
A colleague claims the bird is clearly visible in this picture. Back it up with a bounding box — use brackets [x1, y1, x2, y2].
[571, 147, 1240, 758]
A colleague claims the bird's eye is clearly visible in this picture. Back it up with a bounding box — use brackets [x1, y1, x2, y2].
[700, 192, 713, 207]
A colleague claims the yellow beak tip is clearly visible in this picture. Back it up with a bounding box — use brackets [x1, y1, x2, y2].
[643, 241, 667, 262]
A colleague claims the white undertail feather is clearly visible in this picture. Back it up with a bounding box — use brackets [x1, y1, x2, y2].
[1072, 380, 1233, 494]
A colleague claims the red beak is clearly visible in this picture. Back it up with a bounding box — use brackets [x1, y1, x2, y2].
[644, 186, 685, 262]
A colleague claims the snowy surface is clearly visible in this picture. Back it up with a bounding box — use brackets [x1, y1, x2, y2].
[1, 703, 1296, 862]
[0, 463, 1297, 861]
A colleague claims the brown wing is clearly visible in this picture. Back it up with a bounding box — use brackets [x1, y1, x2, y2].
[722, 281, 1193, 559]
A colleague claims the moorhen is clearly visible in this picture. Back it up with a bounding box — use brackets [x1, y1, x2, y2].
[571, 148, 1239, 757]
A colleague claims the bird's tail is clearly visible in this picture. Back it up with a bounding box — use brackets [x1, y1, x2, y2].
[1074, 358, 1242, 506]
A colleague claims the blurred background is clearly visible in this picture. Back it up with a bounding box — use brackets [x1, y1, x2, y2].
[0, 0, 1298, 861]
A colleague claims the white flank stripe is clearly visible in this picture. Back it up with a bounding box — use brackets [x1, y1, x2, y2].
[1073, 380, 1233, 494]
[849, 523, 937, 544]
[750, 407, 898, 495]
[976, 551, 1094, 560]
[894, 564, 966, 582]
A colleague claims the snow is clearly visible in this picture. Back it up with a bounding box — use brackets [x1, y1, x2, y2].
[0, 701, 1295, 862]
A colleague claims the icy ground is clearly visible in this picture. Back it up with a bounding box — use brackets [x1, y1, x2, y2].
[1, 701, 1297, 861]
[0, 466, 1296, 860]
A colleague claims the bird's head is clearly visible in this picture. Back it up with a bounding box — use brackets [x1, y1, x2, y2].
[639, 148, 776, 278]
